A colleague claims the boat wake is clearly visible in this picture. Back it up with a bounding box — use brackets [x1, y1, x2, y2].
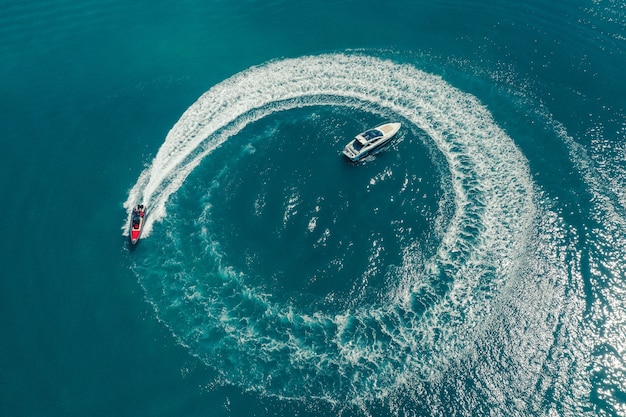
[125, 53, 582, 414]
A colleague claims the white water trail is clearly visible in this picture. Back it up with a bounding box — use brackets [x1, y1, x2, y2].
[126, 53, 544, 407]
[124, 54, 532, 245]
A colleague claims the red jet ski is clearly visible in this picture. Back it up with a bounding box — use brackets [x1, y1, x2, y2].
[129, 204, 145, 245]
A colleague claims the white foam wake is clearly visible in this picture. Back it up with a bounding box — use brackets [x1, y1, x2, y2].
[126, 53, 537, 405]
[125, 54, 531, 242]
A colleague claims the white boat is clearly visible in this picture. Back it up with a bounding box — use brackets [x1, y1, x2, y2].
[342, 122, 401, 162]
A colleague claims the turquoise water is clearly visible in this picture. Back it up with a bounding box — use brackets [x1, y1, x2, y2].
[2, 0, 626, 416]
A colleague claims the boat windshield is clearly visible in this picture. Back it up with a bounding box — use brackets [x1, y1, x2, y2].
[352, 139, 364, 151]
[361, 129, 383, 141]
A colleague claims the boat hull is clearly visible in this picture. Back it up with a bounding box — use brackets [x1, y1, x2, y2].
[130, 230, 142, 245]
[342, 122, 401, 162]
[129, 205, 145, 245]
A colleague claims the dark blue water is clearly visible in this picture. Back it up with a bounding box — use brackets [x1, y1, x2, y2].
[2, 1, 625, 416]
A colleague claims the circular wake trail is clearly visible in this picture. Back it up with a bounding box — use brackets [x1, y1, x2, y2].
[126, 53, 543, 408]
[125, 54, 532, 243]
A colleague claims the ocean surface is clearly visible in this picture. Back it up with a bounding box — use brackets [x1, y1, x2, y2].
[2, 0, 625, 416]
